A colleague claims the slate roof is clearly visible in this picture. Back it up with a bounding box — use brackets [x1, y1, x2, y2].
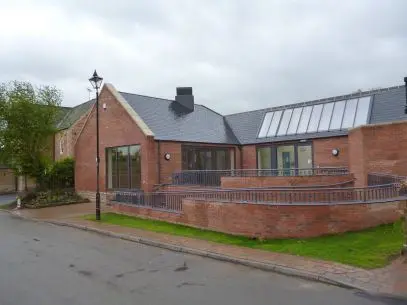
[120, 92, 240, 144]
[56, 99, 94, 130]
[225, 85, 407, 144]
[57, 84, 406, 145]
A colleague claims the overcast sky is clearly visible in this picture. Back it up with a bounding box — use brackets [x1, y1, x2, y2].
[0, 0, 406, 114]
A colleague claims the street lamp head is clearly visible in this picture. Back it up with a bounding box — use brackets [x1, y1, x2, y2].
[89, 70, 103, 90]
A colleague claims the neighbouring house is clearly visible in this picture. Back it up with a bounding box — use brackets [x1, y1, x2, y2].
[0, 164, 16, 194]
[57, 81, 407, 200]
[0, 99, 94, 193]
[54, 100, 94, 161]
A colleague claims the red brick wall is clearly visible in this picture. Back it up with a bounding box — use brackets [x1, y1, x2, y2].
[110, 199, 401, 239]
[313, 136, 349, 167]
[349, 121, 407, 187]
[221, 174, 354, 188]
[158, 141, 182, 184]
[75, 86, 155, 193]
[183, 199, 401, 238]
[348, 128, 366, 187]
[111, 202, 184, 223]
[242, 145, 256, 169]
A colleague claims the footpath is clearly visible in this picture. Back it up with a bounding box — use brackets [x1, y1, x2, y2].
[8, 202, 407, 300]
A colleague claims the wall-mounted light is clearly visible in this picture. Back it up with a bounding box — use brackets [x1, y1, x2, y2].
[332, 148, 339, 157]
[103, 103, 107, 111]
[164, 153, 171, 161]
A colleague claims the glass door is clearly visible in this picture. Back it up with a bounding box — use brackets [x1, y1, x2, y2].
[277, 145, 295, 176]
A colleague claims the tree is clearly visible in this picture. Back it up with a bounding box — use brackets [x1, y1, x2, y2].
[0, 81, 62, 189]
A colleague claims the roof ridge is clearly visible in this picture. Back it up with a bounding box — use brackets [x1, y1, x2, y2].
[119, 91, 227, 117]
[196, 104, 224, 117]
[119, 91, 174, 103]
[225, 84, 405, 117]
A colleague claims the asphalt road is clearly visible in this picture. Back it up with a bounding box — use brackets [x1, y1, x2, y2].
[0, 212, 403, 305]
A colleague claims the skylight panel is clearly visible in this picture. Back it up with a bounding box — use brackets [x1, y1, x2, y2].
[266, 110, 283, 137]
[287, 107, 302, 134]
[353, 96, 371, 127]
[258, 112, 274, 138]
[318, 102, 334, 131]
[329, 100, 346, 130]
[296, 106, 313, 134]
[341, 98, 358, 129]
[277, 109, 293, 136]
[307, 104, 323, 133]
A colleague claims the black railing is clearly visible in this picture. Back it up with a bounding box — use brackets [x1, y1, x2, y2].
[368, 173, 406, 186]
[110, 183, 400, 212]
[172, 167, 349, 186]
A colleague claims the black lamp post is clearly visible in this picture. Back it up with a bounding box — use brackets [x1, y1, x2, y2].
[89, 70, 103, 221]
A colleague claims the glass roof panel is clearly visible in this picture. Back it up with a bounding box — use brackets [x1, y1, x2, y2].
[307, 104, 323, 133]
[329, 100, 346, 130]
[341, 98, 358, 129]
[318, 103, 334, 131]
[286, 107, 302, 134]
[297, 106, 313, 134]
[266, 110, 283, 137]
[354, 96, 371, 127]
[277, 109, 293, 136]
[257, 112, 273, 138]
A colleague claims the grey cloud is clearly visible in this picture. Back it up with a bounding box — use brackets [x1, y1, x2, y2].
[0, 0, 406, 115]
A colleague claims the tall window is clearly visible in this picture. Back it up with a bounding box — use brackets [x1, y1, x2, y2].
[256, 143, 313, 175]
[182, 146, 232, 170]
[106, 145, 141, 189]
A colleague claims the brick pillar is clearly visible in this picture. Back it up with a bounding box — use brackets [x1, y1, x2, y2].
[348, 127, 366, 187]
[242, 145, 257, 169]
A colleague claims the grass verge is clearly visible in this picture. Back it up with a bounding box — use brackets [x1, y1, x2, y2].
[0, 201, 16, 210]
[85, 212, 404, 269]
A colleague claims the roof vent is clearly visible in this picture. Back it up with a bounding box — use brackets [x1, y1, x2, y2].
[175, 87, 194, 111]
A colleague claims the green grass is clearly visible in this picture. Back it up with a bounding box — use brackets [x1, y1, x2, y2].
[85, 212, 404, 269]
[0, 201, 16, 210]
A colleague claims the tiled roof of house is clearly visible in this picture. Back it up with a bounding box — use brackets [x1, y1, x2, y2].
[120, 92, 240, 144]
[56, 99, 94, 130]
[225, 85, 407, 144]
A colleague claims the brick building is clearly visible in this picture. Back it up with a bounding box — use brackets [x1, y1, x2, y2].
[51, 82, 407, 195]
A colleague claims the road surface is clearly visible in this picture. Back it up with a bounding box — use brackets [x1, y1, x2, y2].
[0, 212, 403, 305]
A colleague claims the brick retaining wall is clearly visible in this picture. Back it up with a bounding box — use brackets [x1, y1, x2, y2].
[109, 198, 403, 239]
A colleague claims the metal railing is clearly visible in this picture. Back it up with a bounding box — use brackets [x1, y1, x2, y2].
[368, 172, 407, 186]
[110, 183, 400, 212]
[171, 167, 349, 186]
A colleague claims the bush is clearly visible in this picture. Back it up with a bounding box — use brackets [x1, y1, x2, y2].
[37, 157, 74, 191]
[50, 157, 75, 189]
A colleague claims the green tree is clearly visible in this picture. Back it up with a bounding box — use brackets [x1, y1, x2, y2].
[0, 81, 62, 189]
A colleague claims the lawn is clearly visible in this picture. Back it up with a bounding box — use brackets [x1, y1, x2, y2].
[86, 212, 404, 269]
